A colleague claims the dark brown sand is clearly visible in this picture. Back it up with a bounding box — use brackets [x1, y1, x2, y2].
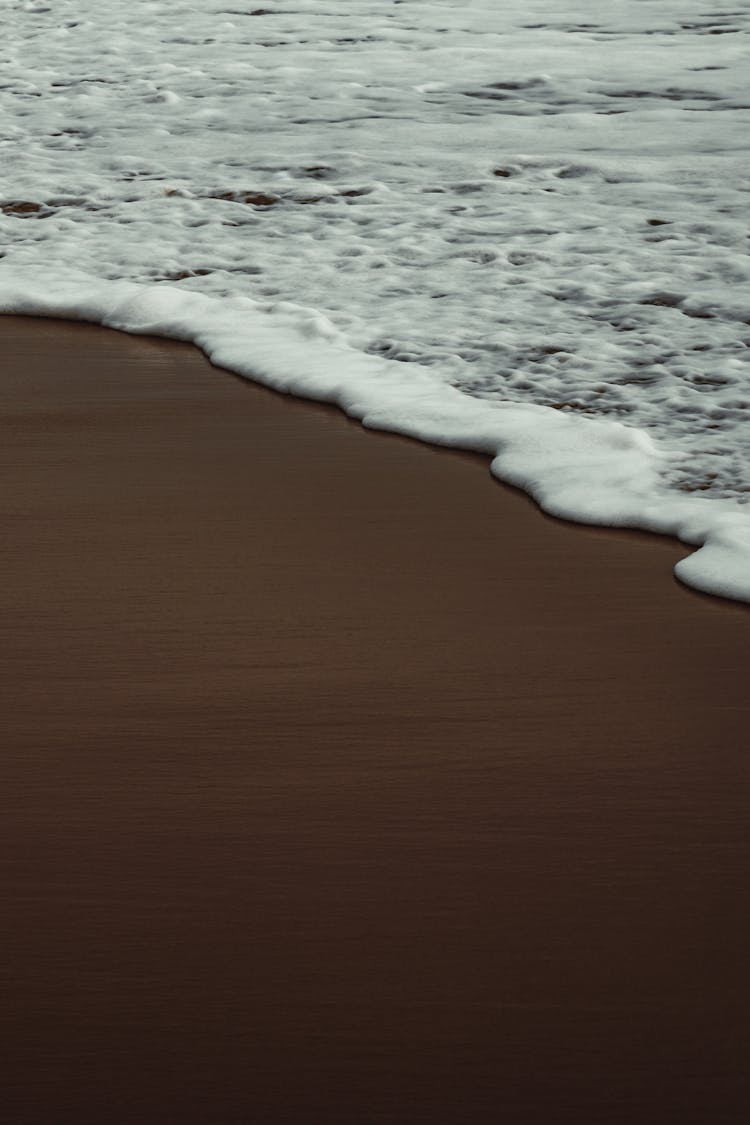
[1, 315, 749, 1125]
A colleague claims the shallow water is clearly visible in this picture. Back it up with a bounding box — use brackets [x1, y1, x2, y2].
[2, 317, 749, 1124]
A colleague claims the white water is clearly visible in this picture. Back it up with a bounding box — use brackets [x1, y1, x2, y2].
[2, 0, 749, 600]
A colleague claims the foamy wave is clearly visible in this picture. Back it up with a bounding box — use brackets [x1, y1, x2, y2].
[2, 0, 749, 600]
[2, 265, 748, 603]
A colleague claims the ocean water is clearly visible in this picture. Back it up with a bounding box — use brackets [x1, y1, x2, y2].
[1, 0, 749, 601]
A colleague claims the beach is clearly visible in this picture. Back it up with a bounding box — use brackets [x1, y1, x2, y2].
[1, 315, 749, 1123]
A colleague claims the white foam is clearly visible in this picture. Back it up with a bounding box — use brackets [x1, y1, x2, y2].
[1, 0, 749, 602]
[2, 265, 748, 603]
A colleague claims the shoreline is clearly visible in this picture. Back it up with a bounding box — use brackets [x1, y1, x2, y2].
[3, 271, 748, 605]
[2, 315, 749, 1124]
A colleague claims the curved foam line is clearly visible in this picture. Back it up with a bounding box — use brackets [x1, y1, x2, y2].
[1, 266, 749, 604]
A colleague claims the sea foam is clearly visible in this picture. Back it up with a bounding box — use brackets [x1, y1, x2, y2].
[1, 0, 749, 601]
[2, 266, 749, 603]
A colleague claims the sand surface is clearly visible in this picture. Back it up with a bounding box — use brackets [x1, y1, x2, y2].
[1, 315, 749, 1124]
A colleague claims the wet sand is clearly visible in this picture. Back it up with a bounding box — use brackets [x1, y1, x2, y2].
[1, 315, 749, 1124]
